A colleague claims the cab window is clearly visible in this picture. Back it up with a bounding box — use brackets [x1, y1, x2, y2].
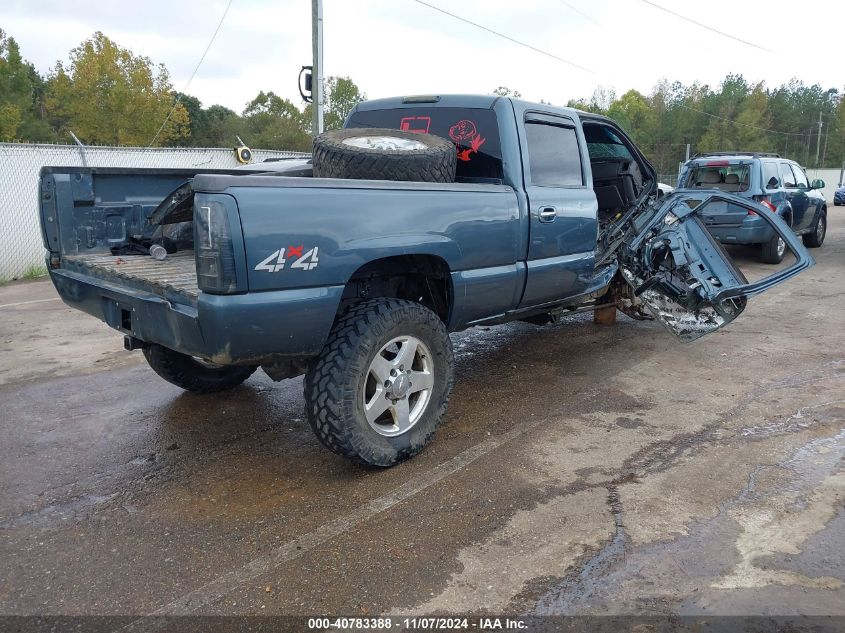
[525, 122, 582, 187]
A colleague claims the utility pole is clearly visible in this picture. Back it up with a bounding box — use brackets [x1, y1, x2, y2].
[311, 0, 324, 137]
[815, 110, 823, 167]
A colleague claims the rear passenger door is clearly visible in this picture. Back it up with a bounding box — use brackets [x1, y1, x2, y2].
[518, 113, 598, 307]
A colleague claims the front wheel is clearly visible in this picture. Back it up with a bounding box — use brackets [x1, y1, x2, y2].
[142, 344, 257, 393]
[304, 299, 454, 467]
[802, 210, 826, 248]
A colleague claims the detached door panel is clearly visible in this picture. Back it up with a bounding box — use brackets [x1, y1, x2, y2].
[620, 192, 814, 342]
[519, 115, 597, 307]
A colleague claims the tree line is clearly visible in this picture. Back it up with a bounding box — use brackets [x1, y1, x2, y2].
[1, 29, 843, 173]
[565, 77, 844, 175]
[0, 30, 363, 152]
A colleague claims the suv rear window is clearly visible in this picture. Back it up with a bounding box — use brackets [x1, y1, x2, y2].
[346, 107, 503, 182]
[683, 163, 750, 192]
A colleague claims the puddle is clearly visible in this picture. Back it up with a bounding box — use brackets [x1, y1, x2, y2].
[740, 401, 845, 438]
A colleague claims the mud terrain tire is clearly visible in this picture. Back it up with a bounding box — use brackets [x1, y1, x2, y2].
[304, 299, 454, 467]
[312, 128, 456, 183]
[142, 344, 257, 394]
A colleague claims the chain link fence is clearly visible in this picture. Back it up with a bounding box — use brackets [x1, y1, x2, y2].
[0, 143, 308, 281]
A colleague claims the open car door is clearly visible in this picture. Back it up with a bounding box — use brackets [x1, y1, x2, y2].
[616, 192, 814, 342]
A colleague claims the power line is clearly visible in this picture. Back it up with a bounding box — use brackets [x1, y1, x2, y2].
[411, 0, 594, 74]
[678, 103, 810, 137]
[412, 0, 796, 140]
[148, 0, 234, 147]
[556, 0, 605, 27]
[638, 0, 771, 53]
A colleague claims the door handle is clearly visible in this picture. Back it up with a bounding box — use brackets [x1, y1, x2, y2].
[538, 206, 557, 222]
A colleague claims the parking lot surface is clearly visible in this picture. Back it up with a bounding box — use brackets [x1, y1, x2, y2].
[1, 213, 843, 620]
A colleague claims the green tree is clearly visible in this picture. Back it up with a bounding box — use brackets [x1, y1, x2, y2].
[168, 92, 204, 146]
[697, 74, 751, 152]
[45, 32, 189, 145]
[732, 83, 774, 152]
[241, 91, 310, 151]
[324, 76, 365, 130]
[300, 76, 366, 133]
[0, 29, 52, 141]
[607, 89, 655, 139]
[195, 104, 241, 147]
[492, 86, 522, 98]
[565, 98, 604, 114]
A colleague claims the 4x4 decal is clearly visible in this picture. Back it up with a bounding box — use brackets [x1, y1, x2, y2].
[255, 246, 319, 272]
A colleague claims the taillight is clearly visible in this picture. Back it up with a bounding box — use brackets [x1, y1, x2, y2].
[749, 197, 776, 216]
[195, 200, 238, 294]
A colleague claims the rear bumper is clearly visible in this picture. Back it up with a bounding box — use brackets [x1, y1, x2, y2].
[50, 268, 343, 364]
[705, 220, 775, 245]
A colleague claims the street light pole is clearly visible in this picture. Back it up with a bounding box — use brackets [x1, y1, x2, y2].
[312, 0, 324, 137]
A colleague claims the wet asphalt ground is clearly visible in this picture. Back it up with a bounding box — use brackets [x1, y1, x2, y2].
[0, 212, 843, 623]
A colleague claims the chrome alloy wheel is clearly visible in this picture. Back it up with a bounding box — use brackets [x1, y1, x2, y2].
[776, 236, 786, 259]
[341, 136, 427, 151]
[817, 215, 826, 242]
[362, 335, 434, 437]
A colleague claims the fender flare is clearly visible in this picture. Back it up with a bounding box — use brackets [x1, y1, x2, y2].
[774, 201, 793, 227]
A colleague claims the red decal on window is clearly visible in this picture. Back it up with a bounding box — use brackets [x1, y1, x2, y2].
[288, 245, 303, 258]
[448, 119, 485, 162]
[400, 116, 431, 134]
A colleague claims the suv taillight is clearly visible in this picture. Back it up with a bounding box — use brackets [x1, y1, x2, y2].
[749, 197, 776, 216]
[195, 200, 238, 293]
[759, 198, 776, 212]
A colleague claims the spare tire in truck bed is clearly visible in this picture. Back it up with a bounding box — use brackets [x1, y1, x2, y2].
[312, 127, 456, 183]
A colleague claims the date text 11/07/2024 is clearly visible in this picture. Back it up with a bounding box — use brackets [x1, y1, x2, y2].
[307, 617, 528, 630]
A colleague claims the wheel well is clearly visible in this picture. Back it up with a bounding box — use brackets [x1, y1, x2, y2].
[340, 255, 452, 323]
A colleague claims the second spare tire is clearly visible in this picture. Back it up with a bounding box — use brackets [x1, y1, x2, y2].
[312, 127, 456, 183]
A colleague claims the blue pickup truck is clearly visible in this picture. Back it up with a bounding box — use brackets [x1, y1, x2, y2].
[39, 94, 813, 466]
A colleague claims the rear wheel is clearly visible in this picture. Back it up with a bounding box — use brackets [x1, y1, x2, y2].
[802, 210, 826, 248]
[142, 344, 257, 393]
[304, 298, 454, 467]
[760, 233, 786, 264]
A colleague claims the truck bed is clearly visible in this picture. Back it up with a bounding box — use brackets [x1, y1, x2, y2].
[63, 251, 199, 300]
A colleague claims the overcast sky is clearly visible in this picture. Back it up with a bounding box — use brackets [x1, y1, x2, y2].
[4, 0, 843, 114]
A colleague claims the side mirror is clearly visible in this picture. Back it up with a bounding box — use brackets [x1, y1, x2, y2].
[810, 179, 825, 190]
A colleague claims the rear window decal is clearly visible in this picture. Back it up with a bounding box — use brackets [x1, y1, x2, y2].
[448, 119, 486, 162]
[400, 116, 432, 134]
